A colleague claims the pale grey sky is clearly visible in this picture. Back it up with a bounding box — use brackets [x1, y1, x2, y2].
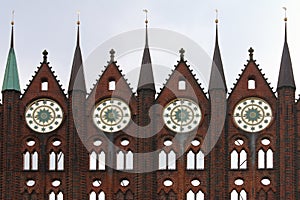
[1, 1, 300, 95]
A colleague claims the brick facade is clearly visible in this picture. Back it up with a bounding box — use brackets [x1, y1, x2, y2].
[0, 21, 299, 200]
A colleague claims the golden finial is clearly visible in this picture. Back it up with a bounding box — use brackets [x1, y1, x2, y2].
[215, 9, 219, 24]
[77, 11, 80, 25]
[143, 9, 148, 24]
[11, 10, 15, 26]
[283, 7, 287, 22]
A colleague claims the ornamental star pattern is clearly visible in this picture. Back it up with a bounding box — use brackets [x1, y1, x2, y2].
[174, 109, 191, 123]
[104, 108, 121, 123]
[36, 108, 52, 124]
[244, 107, 262, 123]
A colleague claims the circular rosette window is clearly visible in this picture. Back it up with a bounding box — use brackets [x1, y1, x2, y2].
[163, 98, 202, 133]
[25, 99, 64, 133]
[93, 98, 131, 133]
[233, 97, 273, 133]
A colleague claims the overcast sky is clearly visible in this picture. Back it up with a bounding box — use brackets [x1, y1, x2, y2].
[1, 1, 300, 96]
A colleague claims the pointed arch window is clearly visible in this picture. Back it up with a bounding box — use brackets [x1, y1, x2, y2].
[49, 191, 63, 200]
[49, 151, 64, 171]
[89, 191, 105, 200]
[230, 149, 247, 169]
[158, 150, 176, 170]
[89, 151, 106, 171]
[258, 149, 273, 169]
[23, 151, 38, 170]
[230, 189, 247, 200]
[186, 190, 205, 200]
[116, 150, 133, 170]
[187, 150, 204, 170]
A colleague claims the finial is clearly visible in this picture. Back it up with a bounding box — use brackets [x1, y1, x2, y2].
[109, 49, 115, 63]
[179, 48, 185, 61]
[77, 11, 80, 25]
[283, 7, 287, 22]
[215, 9, 219, 24]
[42, 50, 48, 64]
[11, 10, 15, 26]
[248, 47, 254, 61]
[143, 9, 148, 24]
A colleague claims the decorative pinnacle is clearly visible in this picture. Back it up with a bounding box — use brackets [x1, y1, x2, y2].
[215, 9, 219, 24]
[77, 11, 80, 25]
[283, 7, 287, 22]
[248, 47, 254, 61]
[42, 50, 48, 63]
[109, 49, 115, 63]
[179, 48, 185, 61]
[11, 10, 15, 26]
[143, 9, 148, 24]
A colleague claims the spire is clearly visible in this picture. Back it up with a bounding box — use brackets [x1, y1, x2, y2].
[2, 13, 20, 92]
[277, 8, 295, 90]
[137, 10, 155, 92]
[68, 12, 86, 93]
[209, 10, 227, 92]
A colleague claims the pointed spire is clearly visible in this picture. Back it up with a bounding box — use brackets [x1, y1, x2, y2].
[2, 13, 21, 92]
[277, 8, 295, 90]
[209, 10, 227, 92]
[137, 10, 155, 92]
[68, 12, 86, 93]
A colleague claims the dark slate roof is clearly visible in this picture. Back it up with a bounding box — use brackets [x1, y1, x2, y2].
[209, 24, 227, 92]
[277, 23, 295, 89]
[137, 24, 155, 92]
[2, 25, 20, 92]
[68, 26, 86, 93]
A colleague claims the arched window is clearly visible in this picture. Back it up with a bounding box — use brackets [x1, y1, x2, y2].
[90, 191, 105, 200]
[230, 189, 247, 200]
[258, 149, 273, 169]
[158, 150, 176, 170]
[187, 150, 204, 170]
[258, 139, 273, 169]
[49, 151, 64, 171]
[49, 191, 63, 200]
[168, 150, 176, 170]
[126, 151, 133, 170]
[89, 151, 106, 171]
[159, 151, 167, 170]
[116, 150, 133, 170]
[230, 149, 247, 169]
[266, 149, 273, 169]
[186, 190, 204, 200]
[258, 149, 265, 169]
[23, 151, 38, 170]
[117, 151, 124, 170]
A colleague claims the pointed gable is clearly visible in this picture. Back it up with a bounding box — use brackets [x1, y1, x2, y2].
[87, 54, 136, 110]
[277, 22, 295, 90]
[2, 25, 20, 92]
[68, 25, 86, 93]
[157, 57, 208, 109]
[228, 48, 276, 104]
[22, 50, 66, 101]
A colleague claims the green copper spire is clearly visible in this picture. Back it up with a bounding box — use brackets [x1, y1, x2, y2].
[2, 23, 20, 92]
